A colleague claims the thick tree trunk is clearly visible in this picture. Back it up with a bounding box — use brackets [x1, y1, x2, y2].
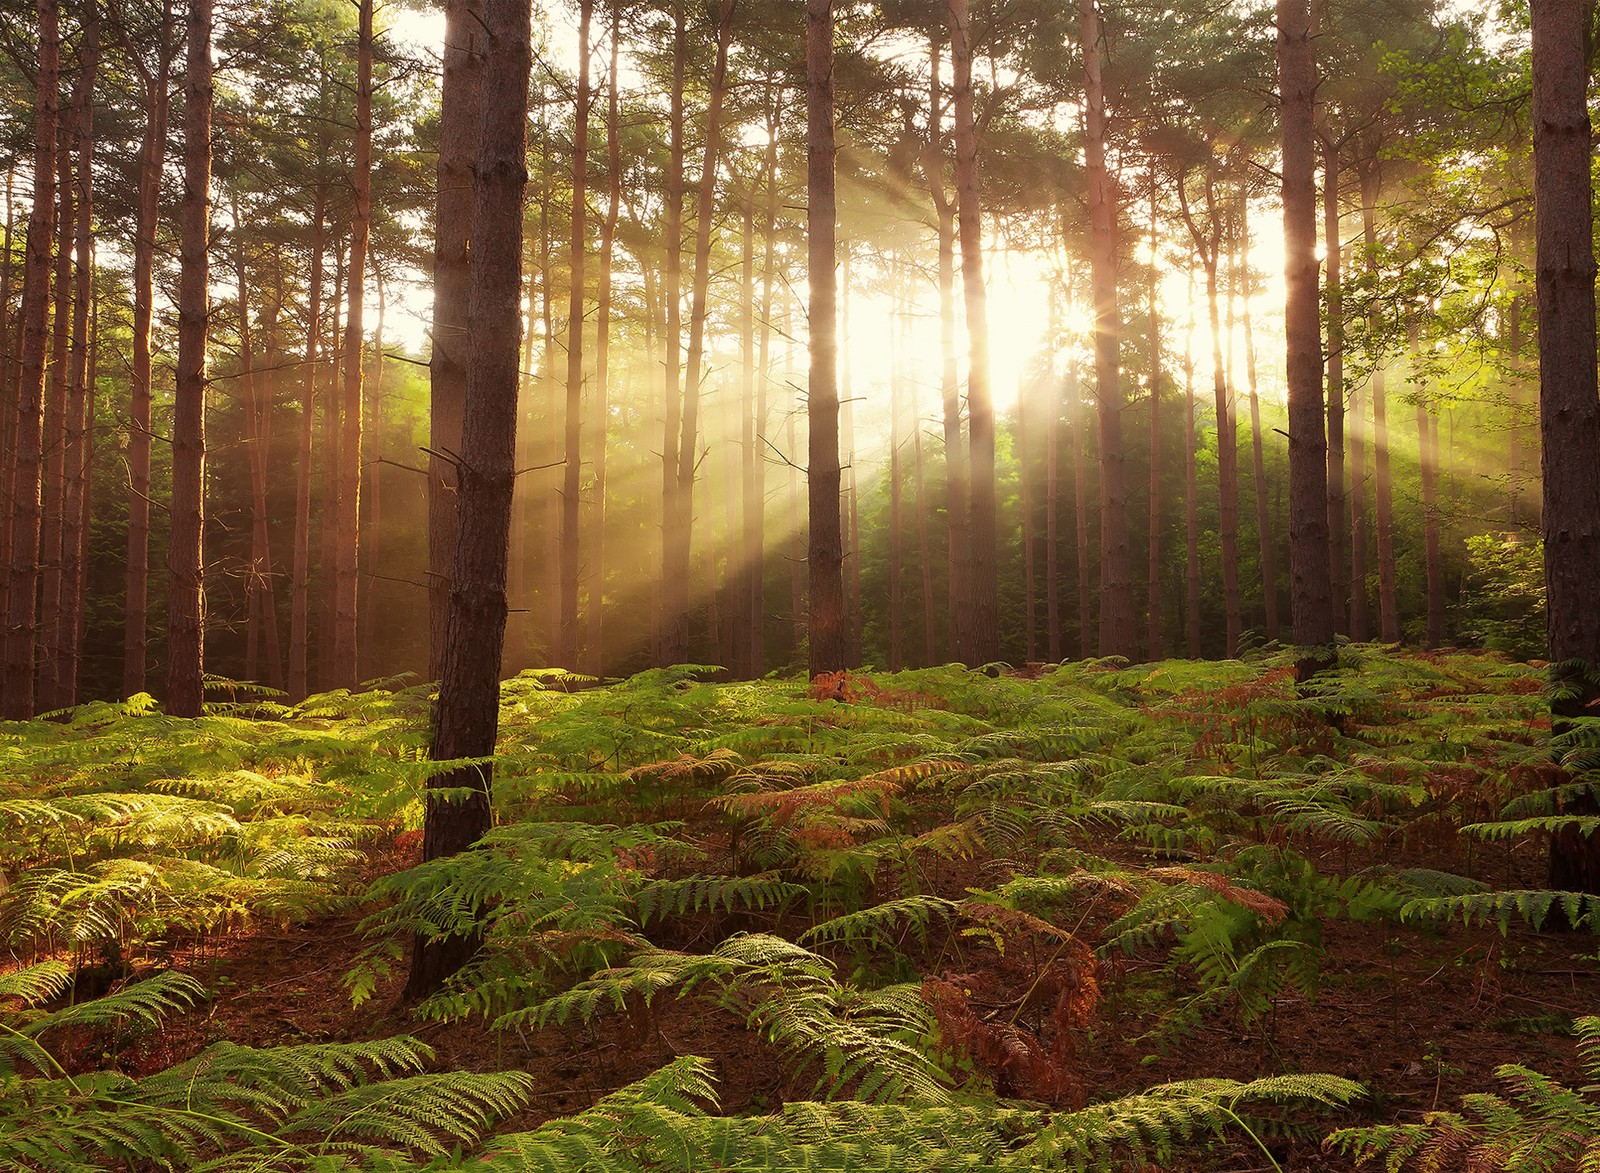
[950, 0, 997, 664]
[558, 0, 593, 670]
[1080, 0, 1135, 660]
[57, 16, 97, 710]
[1322, 137, 1347, 637]
[1278, 0, 1335, 671]
[428, 0, 483, 681]
[1360, 166, 1399, 643]
[806, 0, 846, 677]
[166, 0, 214, 718]
[291, 181, 327, 701]
[406, 0, 531, 999]
[332, 0, 373, 690]
[123, 0, 172, 700]
[585, 10, 620, 678]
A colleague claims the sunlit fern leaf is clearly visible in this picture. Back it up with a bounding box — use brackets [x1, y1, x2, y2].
[799, 895, 960, 950]
[635, 873, 807, 925]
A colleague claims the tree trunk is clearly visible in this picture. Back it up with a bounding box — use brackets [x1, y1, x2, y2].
[950, 0, 996, 664]
[659, 12, 686, 665]
[57, 14, 97, 710]
[840, 251, 861, 663]
[1278, 0, 1334, 672]
[235, 200, 281, 690]
[359, 267, 385, 680]
[1071, 359, 1092, 658]
[925, 33, 968, 664]
[750, 88, 780, 677]
[291, 180, 327, 701]
[318, 238, 346, 687]
[1322, 135, 1347, 637]
[405, 0, 532, 999]
[1240, 206, 1278, 641]
[1080, 0, 1135, 660]
[166, 0, 213, 718]
[428, 0, 483, 682]
[664, 0, 737, 665]
[39, 119, 73, 709]
[558, 0, 593, 670]
[806, 0, 845, 677]
[1360, 165, 1399, 643]
[123, 0, 172, 700]
[332, 0, 373, 690]
[1146, 186, 1162, 660]
[1184, 282, 1201, 658]
[1045, 284, 1061, 662]
[1417, 399, 1444, 648]
[585, 8, 619, 678]
[738, 180, 757, 676]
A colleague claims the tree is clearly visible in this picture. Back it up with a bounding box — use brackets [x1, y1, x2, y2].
[165, 0, 213, 718]
[3, 0, 60, 721]
[1277, 0, 1333, 671]
[406, 0, 532, 999]
[427, 0, 484, 682]
[1529, 0, 1600, 896]
[806, 0, 845, 677]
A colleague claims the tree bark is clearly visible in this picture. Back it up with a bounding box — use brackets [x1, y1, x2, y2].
[1278, 0, 1334, 672]
[1146, 186, 1162, 660]
[585, 8, 620, 678]
[1183, 280, 1201, 658]
[57, 13, 97, 710]
[1322, 135, 1347, 637]
[291, 180, 327, 701]
[1240, 204, 1278, 642]
[1071, 359, 1092, 658]
[949, 0, 997, 663]
[406, 0, 532, 998]
[1416, 399, 1444, 648]
[558, 0, 593, 670]
[1360, 166, 1399, 643]
[806, 0, 846, 676]
[39, 117, 73, 709]
[123, 0, 172, 700]
[332, 0, 373, 690]
[166, 0, 214, 718]
[428, 0, 484, 682]
[359, 266, 385, 681]
[1080, 0, 1135, 660]
[659, 11, 686, 665]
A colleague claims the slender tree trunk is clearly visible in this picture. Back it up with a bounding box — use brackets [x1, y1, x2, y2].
[39, 120, 73, 708]
[291, 181, 326, 701]
[0, 170, 15, 623]
[1045, 285, 1061, 661]
[1184, 282, 1201, 657]
[1417, 398, 1444, 648]
[949, 0, 997, 663]
[888, 262, 904, 671]
[738, 181, 757, 675]
[1360, 165, 1399, 643]
[925, 34, 968, 663]
[806, 0, 845, 676]
[319, 239, 346, 687]
[123, 0, 172, 700]
[664, 0, 736, 664]
[1242, 251, 1277, 641]
[1146, 185, 1162, 660]
[1322, 136, 1347, 637]
[912, 288, 935, 667]
[166, 0, 214, 718]
[359, 268, 385, 680]
[1278, 0, 1334, 671]
[405, 0, 532, 999]
[56, 15, 97, 709]
[1019, 361, 1035, 663]
[585, 9, 619, 678]
[659, 11, 686, 665]
[750, 89, 780, 677]
[428, 0, 483, 681]
[558, 0, 593, 669]
[69, 289, 95, 704]
[235, 205, 273, 687]
[1080, 0, 1135, 660]
[840, 251, 861, 662]
[1071, 359, 1092, 657]
[332, 0, 373, 690]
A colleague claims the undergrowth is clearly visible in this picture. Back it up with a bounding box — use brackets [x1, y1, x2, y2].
[0, 649, 1594, 1169]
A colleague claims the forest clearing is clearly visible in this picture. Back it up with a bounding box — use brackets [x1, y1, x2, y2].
[3, 649, 1598, 1170]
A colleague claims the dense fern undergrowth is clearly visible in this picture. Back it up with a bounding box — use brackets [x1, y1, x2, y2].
[2, 648, 1597, 1170]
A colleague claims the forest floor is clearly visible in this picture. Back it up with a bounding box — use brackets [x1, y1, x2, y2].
[7, 648, 1599, 1170]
